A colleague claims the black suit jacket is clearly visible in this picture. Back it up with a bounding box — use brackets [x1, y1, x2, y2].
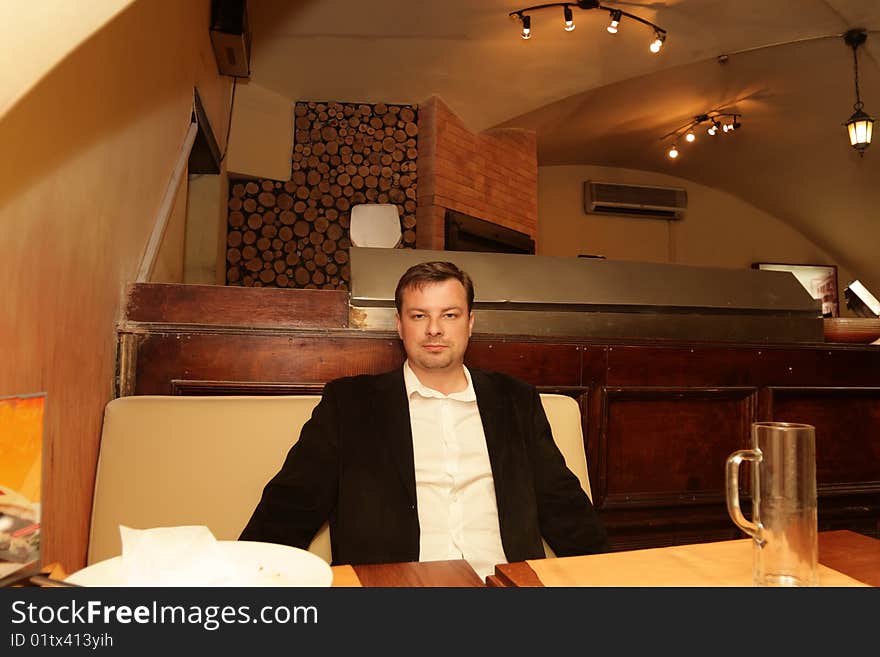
[240, 367, 607, 565]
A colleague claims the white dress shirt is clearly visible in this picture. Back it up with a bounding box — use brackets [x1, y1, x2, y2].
[403, 361, 507, 580]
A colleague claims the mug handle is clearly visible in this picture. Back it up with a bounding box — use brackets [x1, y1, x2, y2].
[725, 449, 765, 546]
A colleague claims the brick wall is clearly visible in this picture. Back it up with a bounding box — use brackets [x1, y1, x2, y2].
[416, 96, 538, 250]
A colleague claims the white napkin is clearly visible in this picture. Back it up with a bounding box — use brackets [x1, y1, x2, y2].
[119, 525, 240, 586]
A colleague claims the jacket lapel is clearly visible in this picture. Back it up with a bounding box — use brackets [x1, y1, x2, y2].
[375, 369, 417, 508]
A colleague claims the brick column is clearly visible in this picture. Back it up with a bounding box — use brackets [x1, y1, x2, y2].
[416, 96, 538, 250]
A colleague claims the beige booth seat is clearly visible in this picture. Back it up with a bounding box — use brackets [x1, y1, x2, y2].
[88, 393, 592, 565]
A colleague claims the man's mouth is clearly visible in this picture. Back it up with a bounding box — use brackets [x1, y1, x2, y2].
[422, 343, 447, 352]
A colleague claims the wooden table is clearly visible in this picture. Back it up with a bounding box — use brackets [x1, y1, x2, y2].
[488, 530, 880, 587]
[332, 558, 484, 587]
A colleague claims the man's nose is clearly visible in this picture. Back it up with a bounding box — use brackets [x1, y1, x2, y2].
[426, 317, 443, 335]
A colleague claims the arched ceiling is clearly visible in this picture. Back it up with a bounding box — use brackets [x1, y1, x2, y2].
[246, 0, 880, 290]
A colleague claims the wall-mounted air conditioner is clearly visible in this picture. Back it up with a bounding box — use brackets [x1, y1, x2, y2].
[584, 181, 687, 219]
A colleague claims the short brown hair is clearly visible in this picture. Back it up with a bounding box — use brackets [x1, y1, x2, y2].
[394, 261, 475, 313]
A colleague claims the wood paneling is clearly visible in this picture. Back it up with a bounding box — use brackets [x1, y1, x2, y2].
[600, 388, 756, 506]
[119, 288, 880, 549]
[465, 341, 581, 386]
[171, 380, 326, 396]
[126, 282, 349, 328]
[768, 387, 880, 487]
[133, 332, 406, 395]
[607, 344, 880, 387]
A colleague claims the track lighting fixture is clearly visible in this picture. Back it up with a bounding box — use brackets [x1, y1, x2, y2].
[843, 29, 873, 155]
[660, 111, 743, 159]
[510, 1, 667, 51]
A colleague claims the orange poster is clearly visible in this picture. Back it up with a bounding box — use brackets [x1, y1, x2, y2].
[0, 393, 45, 580]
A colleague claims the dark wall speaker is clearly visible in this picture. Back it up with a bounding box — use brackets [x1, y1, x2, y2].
[210, 0, 251, 77]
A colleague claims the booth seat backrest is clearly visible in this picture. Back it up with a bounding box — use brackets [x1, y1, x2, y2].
[540, 394, 592, 500]
[538, 394, 592, 558]
[88, 393, 592, 565]
[88, 395, 328, 565]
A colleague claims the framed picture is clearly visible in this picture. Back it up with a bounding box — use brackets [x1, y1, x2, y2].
[752, 262, 839, 317]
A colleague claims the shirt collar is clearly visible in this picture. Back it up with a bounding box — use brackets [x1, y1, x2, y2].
[403, 361, 476, 402]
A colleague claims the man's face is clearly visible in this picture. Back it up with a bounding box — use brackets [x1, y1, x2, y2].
[396, 279, 474, 376]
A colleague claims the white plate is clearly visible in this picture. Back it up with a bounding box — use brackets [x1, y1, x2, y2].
[66, 541, 333, 587]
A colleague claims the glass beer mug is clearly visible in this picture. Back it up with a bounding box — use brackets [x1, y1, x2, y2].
[725, 422, 818, 586]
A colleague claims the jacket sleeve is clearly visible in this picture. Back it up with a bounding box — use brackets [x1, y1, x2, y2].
[527, 387, 609, 556]
[238, 382, 340, 548]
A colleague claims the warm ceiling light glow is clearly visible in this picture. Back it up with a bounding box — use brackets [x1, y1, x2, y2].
[685, 131, 696, 143]
[649, 32, 666, 53]
[521, 14, 531, 39]
[707, 123, 718, 136]
[668, 145, 679, 159]
[846, 109, 874, 150]
[564, 6, 575, 31]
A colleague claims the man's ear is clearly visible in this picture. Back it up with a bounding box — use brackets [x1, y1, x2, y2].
[468, 311, 474, 337]
[396, 312, 403, 340]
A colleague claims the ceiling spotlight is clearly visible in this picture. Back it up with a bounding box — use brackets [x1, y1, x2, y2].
[843, 29, 874, 155]
[607, 10, 621, 34]
[722, 123, 732, 133]
[668, 145, 679, 159]
[707, 124, 717, 136]
[685, 131, 696, 143]
[649, 31, 666, 53]
[520, 14, 531, 39]
[564, 6, 575, 31]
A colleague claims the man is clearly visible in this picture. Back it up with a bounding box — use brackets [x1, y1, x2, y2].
[240, 261, 607, 578]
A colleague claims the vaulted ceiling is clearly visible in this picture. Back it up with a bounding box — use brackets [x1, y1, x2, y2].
[246, 0, 880, 290]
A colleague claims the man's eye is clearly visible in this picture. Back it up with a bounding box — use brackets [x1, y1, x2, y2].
[411, 314, 425, 320]
[444, 313, 458, 319]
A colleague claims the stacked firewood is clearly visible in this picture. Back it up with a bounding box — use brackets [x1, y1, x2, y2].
[225, 101, 418, 289]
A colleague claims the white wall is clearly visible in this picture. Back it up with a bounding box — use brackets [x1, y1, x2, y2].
[226, 80, 293, 181]
[0, 1, 134, 118]
[0, 0, 231, 571]
[538, 165, 856, 315]
[184, 172, 230, 285]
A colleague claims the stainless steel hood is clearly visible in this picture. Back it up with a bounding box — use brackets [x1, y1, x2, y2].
[348, 247, 824, 343]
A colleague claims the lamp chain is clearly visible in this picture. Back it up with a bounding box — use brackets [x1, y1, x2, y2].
[852, 42, 863, 111]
